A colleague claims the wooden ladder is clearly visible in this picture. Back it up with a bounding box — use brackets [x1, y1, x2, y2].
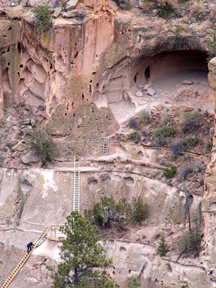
[102, 137, 110, 156]
[73, 157, 80, 212]
[1, 226, 50, 288]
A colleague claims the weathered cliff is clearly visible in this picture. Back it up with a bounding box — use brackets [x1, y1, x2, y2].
[0, 0, 216, 287]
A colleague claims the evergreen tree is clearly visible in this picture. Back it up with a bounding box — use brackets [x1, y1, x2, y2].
[128, 277, 141, 288]
[156, 235, 169, 257]
[48, 211, 118, 287]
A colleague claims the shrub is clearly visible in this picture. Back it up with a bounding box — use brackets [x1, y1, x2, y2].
[131, 196, 149, 225]
[128, 277, 141, 288]
[154, 135, 168, 148]
[114, 0, 131, 10]
[157, 1, 174, 18]
[182, 154, 191, 162]
[178, 225, 202, 258]
[181, 113, 200, 134]
[128, 118, 138, 129]
[137, 109, 151, 125]
[159, 115, 170, 127]
[32, 5, 51, 33]
[153, 126, 176, 138]
[170, 139, 187, 156]
[179, 167, 193, 180]
[156, 235, 169, 256]
[84, 196, 131, 227]
[186, 135, 199, 148]
[128, 132, 141, 143]
[164, 165, 177, 179]
[85, 196, 149, 227]
[205, 141, 213, 153]
[28, 128, 55, 164]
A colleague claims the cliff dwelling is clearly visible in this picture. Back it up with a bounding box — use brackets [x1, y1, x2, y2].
[93, 49, 210, 124]
[1, 0, 216, 288]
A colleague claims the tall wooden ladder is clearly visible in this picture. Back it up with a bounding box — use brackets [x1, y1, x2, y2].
[102, 137, 110, 156]
[73, 157, 80, 212]
[1, 226, 50, 288]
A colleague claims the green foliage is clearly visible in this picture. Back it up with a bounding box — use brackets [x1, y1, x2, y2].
[28, 128, 55, 164]
[127, 277, 141, 288]
[128, 132, 141, 143]
[153, 126, 176, 138]
[163, 165, 177, 179]
[32, 5, 51, 33]
[131, 196, 149, 225]
[183, 112, 200, 119]
[205, 141, 213, 153]
[159, 114, 169, 127]
[84, 196, 131, 227]
[137, 109, 151, 126]
[157, 1, 174, 18]
[48, 211, 119, 288]
[85, 196, 149, 227]
[207, 26, 216, 62]
[156, 235, 169, 256]
[182, 154, 191, 162]
[186, 135, 199, 148]
[178, 225, 202, 258]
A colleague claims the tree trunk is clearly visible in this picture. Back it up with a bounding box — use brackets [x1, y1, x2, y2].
[74, 267, 78, 285]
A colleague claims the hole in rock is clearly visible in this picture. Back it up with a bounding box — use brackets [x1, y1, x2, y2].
[124, 177, 134, 186]
[145, 66, 150, 80]
[7, 46, 10, 52]
[17, 42, 22, 54]
[19, 64, 23, 68]
[209, 202, 216, 211]
[166, 263, 172, 273]
[134, 74, 137, 83]
[120, 246, 126, 251]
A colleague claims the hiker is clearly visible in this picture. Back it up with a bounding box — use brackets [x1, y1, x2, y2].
[27, 242, 34, 254]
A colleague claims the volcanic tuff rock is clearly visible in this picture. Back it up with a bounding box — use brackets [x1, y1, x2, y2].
[0, 0, 216, 287]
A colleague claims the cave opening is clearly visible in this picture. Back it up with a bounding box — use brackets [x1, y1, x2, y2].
[93, 49, 210, 125]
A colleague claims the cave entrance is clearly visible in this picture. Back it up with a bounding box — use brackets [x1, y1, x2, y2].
[132, 50, 208, 86]
[93, 49, 210, 124]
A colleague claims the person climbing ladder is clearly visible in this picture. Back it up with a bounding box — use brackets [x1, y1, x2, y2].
[27, 242, 34, 254]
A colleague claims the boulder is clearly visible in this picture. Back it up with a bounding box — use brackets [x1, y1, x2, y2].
[65, 0, 78, 11]
[21, 150, 41, 164]
[146, 88, 156, 96]
[182, 79, 194, 85]
[53, 7, 62, 18]
[135, 91, 143, 97]
[12, 141, 28, 152]
[151, 101, 164, 111]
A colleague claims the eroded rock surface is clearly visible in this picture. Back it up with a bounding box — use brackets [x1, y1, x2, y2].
[0, 0, 216, 287]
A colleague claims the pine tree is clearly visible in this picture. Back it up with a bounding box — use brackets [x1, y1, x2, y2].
[128, 277, 141, 288]
[156, 235, 169, 257]
[48, 211, 119, 287]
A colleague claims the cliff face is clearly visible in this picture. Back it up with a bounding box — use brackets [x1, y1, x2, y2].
[1, 0, 216, 287]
